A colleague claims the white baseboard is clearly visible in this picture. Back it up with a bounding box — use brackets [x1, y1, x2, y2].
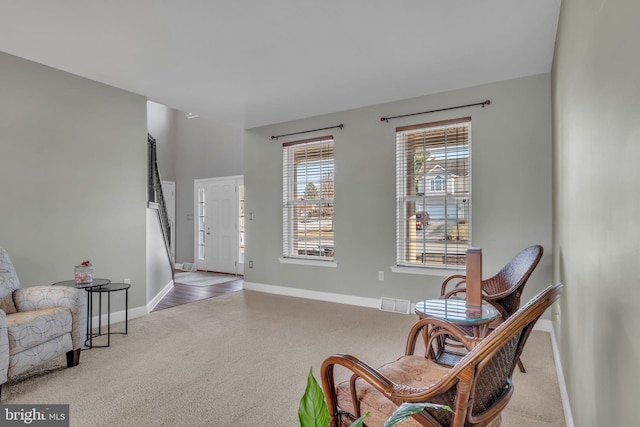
[147, 279, 174, 313]
[543, 320, 574, 427]
[243, 281, 573, 426]
[90, 304, 149, 327]
[89, 279, 173, 327]
[243, 281, 382, 309]
[244, 282, 562, 330]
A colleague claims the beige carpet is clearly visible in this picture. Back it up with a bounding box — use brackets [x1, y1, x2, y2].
[1, 291, 565, 426]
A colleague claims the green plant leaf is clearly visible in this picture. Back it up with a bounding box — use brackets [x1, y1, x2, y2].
[350, 412, 370, 427]
[298, 367, 330, 427]
[383, 402, 453, 427]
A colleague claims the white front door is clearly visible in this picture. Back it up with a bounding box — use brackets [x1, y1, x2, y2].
[195, 176, 243, 274]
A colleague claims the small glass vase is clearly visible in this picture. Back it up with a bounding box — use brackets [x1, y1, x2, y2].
[74, 265, 93, 284]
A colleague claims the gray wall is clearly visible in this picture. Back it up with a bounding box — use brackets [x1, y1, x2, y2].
[146, 208, 172, 299]
[173, 115, 243, 264]
[146, 102, 244, 268]
[244, 73, 553, 306]
[552, 1, 639, 425]
[147, 100, 178, 182]
[0, 52, 148, 309]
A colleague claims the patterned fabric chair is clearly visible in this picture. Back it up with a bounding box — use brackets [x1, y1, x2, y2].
[0, 247, 86, 397]
[321, 284, 562, 427]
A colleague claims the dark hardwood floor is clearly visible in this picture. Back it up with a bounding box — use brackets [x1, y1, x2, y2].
[152, 273, 243, 311]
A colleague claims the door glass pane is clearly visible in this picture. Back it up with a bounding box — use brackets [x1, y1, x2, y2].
[239, 184, 245, 263]
[198, 188, 206, 260]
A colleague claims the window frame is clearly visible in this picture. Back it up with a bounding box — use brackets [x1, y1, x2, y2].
[396, 117, 472, 270]
[282, 135, 335, 263]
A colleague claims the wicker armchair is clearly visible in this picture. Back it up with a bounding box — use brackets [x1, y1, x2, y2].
[440, 245, 543, 372]
[321, 284, 562, 427]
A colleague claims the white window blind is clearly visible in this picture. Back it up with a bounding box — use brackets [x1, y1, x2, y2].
[396, 117, 471, 268]
[283, 136, 335, 260]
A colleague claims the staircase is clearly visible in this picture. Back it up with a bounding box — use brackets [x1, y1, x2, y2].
[148, 133, 174, 279]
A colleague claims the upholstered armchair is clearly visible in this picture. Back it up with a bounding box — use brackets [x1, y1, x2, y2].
[0, 247, 86, 396]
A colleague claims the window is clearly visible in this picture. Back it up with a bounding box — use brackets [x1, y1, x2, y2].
[283, 136, 335, 260]
[396, 117, 471, 268]
[430, 175, 445, 192]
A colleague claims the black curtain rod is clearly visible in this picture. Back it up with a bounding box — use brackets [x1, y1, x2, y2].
[380, 100, 491, 122]
[271, 124, 343, 140]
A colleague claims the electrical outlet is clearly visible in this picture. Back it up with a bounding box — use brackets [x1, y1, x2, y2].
[378, 271, 384, 281]
[123, 278, 131, 284]
[248, 261, 253, 268]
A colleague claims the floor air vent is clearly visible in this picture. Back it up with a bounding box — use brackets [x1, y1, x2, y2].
[379, 297, 411, 314]
[181, 262, 195, 272]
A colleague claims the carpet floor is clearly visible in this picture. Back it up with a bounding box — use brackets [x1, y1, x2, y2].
[1, 291, 565, 426]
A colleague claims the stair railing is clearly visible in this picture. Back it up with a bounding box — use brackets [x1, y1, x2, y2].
[148, 133, 174, 277]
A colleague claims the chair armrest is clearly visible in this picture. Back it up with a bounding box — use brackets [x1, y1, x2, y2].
[441, 276, 511, 320]
[322, 353, 397, 396]
[321, 352, 467, 419]
[0, 310, 9, 384]
[405, 317, 482, 356]
[13, 286, 87, 350]
[442, 290, 510, 321]
[482, 299, 509, 321]
[440, 274, 467, 297]
[321, 353, 440, 414]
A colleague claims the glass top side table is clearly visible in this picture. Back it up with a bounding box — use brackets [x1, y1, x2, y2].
[415, 298, 498, 327]
[52, 278, 129, 348]
[84, 283, 130, 348]
[52, 278, 111, 289]
[414, 298, 499, 367]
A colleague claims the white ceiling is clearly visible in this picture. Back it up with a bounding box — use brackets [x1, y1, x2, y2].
[0, 0, 560, 129]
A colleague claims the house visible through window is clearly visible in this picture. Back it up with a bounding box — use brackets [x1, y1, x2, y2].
[283, 136, 334, 260]
[396, 117, 471, 268]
